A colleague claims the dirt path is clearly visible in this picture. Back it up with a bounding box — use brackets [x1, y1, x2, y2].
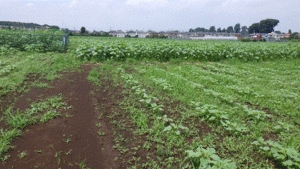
[1, 64, 120, 169]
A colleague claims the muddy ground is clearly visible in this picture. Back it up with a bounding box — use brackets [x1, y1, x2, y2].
[0, 64, 134, 169]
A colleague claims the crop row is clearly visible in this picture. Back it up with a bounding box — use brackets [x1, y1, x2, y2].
[0, 30, 68, 53]
[76, 38, 300, 62]
[114, 67, 237, 168]
[130, 63, 300, 168]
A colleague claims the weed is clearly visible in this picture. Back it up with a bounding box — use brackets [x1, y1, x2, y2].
[18, 151, 27, 159]
[65, 149, 72, 155]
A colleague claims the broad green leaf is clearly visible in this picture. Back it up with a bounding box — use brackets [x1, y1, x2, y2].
[251, 141, 260, 146]
[163, 126, 172, 132]
[260, 146, 270, 151]
[282, 160, 293, 166]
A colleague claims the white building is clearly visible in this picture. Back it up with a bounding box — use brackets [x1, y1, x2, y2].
[190, 35, 238, 40]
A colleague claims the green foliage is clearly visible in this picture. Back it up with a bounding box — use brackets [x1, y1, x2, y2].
[163, 123, 189, 135]
[0, 29, 67, 52]
[94, 59, 300, 168]
[80, 27, 86, 34]
[0, 129, 22, 156]
[220, 121, 248, 134]
[0, 51, 81, 97]
[1, 95, 68, 158]
[273, 122, 294, 133]
[76, 38, 299, 62]
[252, 137, 300, 168]
[4, 108, 37, 129]
[40, 110, 61, 123]
[249, 19, 280, 33]
[195, 104, 229, 123]
[185, 146, 237, 168]
[0, 21, 59, 30]
[242, 105, 271, 120]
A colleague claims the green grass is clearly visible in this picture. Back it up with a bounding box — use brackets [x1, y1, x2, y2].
[88, 58, 300, 168]
[0, 50, 82, 98]
[76, 37, 300, 62]
[0, 95, 69, 158]
[1, 36, 299, 168]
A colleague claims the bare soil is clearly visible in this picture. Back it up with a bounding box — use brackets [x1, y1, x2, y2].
[1, 64, 122, 169]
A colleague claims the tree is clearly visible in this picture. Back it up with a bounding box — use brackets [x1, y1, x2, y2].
[195, 27, 207, 32]
[217, 27, 222, 32]
[209, 26, 216, 32]
[258, 19, 279, 33]
[189, 28, 194, 32]
[234, 23, 241, 33]
[289, 32, 299, 39]
[275, 31, 281, 34]
[288, 29, 292, 34]
[241, 26, 248, 35]
[80, 26, 86, 34]
[248, 19, 279, 34]
[222, 28, 226, 32]
[248, 23, 260, 34]
[226, 26, 233, 33]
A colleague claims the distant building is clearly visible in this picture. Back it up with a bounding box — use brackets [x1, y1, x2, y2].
[191, 35, 238, 40]
[138, 33, 146, 38]
[117, 32, 126, 38]
[250, 34, 263, 41]
[268, 32, 280, 41]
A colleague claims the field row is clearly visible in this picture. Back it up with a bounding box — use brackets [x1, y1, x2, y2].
[87, 59, 300, 168]
[76, 37, 300, 62]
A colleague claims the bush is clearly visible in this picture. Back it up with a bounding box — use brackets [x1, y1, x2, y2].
[241, 38, 251, 42]
[0, 30, 68, 52]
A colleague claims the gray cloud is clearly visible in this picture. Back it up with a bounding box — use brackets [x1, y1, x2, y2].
[0, 0, 299, 32]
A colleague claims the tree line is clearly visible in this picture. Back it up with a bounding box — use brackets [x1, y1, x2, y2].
[189, 19, 281, 35]
[0, 21, 60, 30]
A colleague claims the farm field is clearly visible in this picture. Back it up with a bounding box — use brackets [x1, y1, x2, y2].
[0, 36, 300, 168]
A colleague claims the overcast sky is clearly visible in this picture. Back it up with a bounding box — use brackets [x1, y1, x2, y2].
[1, 0, 299, 32]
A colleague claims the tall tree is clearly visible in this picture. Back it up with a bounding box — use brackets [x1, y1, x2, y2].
[248, 23, 260, 34]
[241, 26, 248, 35]
[80, 26, 86, 34]
[222, 28, 226, 32]
[209, 26, 216, 32]
[259, 19, 279, 33]
[234, 23, 241, 33]
[217, 27, 222, 32]
[248, 19, 279, 33]
[289, 32, 299, 39]
[288, 29, 292, 34]
[226, 26, 233, 33]
[195, 27, 207, 32]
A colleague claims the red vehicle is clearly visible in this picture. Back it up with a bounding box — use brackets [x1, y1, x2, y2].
[250, 34, 263, 41]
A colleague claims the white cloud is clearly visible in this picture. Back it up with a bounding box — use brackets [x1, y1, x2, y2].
[68, 0, 78, 8]
[0, 0, 299, 32]
[126, 0, 168, 8]
[26, 3, 34, 7]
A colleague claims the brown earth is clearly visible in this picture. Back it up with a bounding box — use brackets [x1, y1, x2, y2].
[1, 64, 122, 169]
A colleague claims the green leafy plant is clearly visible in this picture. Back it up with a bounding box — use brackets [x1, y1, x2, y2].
[195, 104, 229, 123]
[242, 105, 271, 120]
[220, 120, 248, 134]
[163, 123, 189, 135]
[0, 128, 22, 155]
[40, 110, 61, 123]
[251, 137, 300, 168]
[18, 151, 27, 159]
[185, 146, 237, 168]
[273, 121, 294, 133]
